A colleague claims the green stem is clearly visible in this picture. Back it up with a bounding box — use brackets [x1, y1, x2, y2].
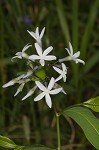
[56, 112, 61, 150]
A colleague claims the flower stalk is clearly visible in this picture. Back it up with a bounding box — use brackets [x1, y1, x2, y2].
[56, 112, 61, 150]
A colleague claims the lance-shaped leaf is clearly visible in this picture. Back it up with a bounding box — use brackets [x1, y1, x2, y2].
[83, 96, 99, 112]
[63, 106, 99, 149]
[0, 135, 16, 148]
[23, 145, 55, 150]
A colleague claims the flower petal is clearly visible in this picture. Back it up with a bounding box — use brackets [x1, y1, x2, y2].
[35, 27, 40, 40]
[62, 63, 67, 72]
[45, 55, 56, 60]
[50, 88, 62, 95]
[22, 86, 37, 100]
[35, 81, 46, 91]
[73, 51, 80, 58]
[45, 94, 52, 108]
[43, 46, 53, 56]
[2, 80, 15, 88]
[35, 43, 42, 56]
[14, 83, 25, 96]
[69, 42, 73, 55]
[34, 92, 45, 101]
[53, 66, 62, 74]
[29, 55, 40, 61]
[22, 43, 32, 53]
[27, 30, 36, 40]
[48, 77, 55, 90]
[76, 59, 85, 65]
[63, 75, 66, 82]
[40, 27, 45, 39]
[23, 71, 33, 79]
[40, 59, 45, 66]
[55, 75, 62, 82]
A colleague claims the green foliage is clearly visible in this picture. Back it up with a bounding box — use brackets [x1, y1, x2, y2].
[23, 145, 55, 150]
[83, 96, 99, 112]
[0, 135, 16, 149]
[63, 106, 99, 149]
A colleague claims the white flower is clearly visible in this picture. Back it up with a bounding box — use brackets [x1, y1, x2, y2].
[12, 43, 32, 60]
[53, 63, 67, 82]
[29, 43, 56, 66]
[27, 27, 45, 46]
[2, 74, 25, 88]
[34, 77, 62, 108]
[59, 42, 85, 65]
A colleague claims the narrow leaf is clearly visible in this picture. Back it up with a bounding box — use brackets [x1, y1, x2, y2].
[63, 106, 99, 149]
[83, 96, 99, 112]
[23, 145, 55, 150]
[80, 0, 99, 60]
[55, 0, 70, 44]
[0, 135, 16, 148]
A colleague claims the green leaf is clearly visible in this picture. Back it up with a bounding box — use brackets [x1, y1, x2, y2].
[63, 106, 99, 149]
[0, 135, 16, 149]
[23, 145, 55, 150]
[80, 0, 99, 60]
[14, 146, 25, 150]
[83, 96, 99, 112]
[55, 0, 70, 44]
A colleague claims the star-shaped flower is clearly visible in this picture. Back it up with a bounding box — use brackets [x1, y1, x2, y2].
[34, 77, 62, 108]
[59, 42, 85, 64]
[12, 43, 32, 61]
[53, 63, 67, 82]
[29, 43, 56, 66]
[27, 27, 45, 46]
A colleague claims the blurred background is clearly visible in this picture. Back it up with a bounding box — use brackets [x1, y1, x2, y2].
[0, 0, 99, 149]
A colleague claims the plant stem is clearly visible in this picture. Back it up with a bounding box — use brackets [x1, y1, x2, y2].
[56, 112, 61, 150]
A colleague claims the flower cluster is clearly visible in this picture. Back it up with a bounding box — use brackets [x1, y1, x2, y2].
[3, 27, 85, 108]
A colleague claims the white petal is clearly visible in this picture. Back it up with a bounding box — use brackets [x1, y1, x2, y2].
[65, 48, 71, 56]
[73, 51, 80, 58]
[22, 43, 32, 53]
[76, 59, 85, 65]
[35, 81, 46, 91]
[48, 77, 55, 90]
[2, 80, 15, 88]
[45, 55, 56, 60]
[35, 27, 40, 40]
[62, 88, 67, 94]
[69, 42, 73, 55]
[43, 46, 53, 56]
[11, 55, 21, 61]
[40, 27, 45, 39]
[34, 92, 45, 101]
[14, 83, 25, 96]
[16, 52, 22, 56]
[45, 94, 52, 108]
[27, 30, 37, 40]
[63, 75, 66, 82]
[35, 43, 42, 56]
[62, 63, 67, 72]
[55, 75, 62, 82]
[50, 88, 62, 95]
[40, 59, 45, 66]
[22, 86, 37, 100]
[53, 66, 62, 74]
[29, 55, 40, 61]
[17, 74, 25, 80]
[23, 71, 33, 79]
